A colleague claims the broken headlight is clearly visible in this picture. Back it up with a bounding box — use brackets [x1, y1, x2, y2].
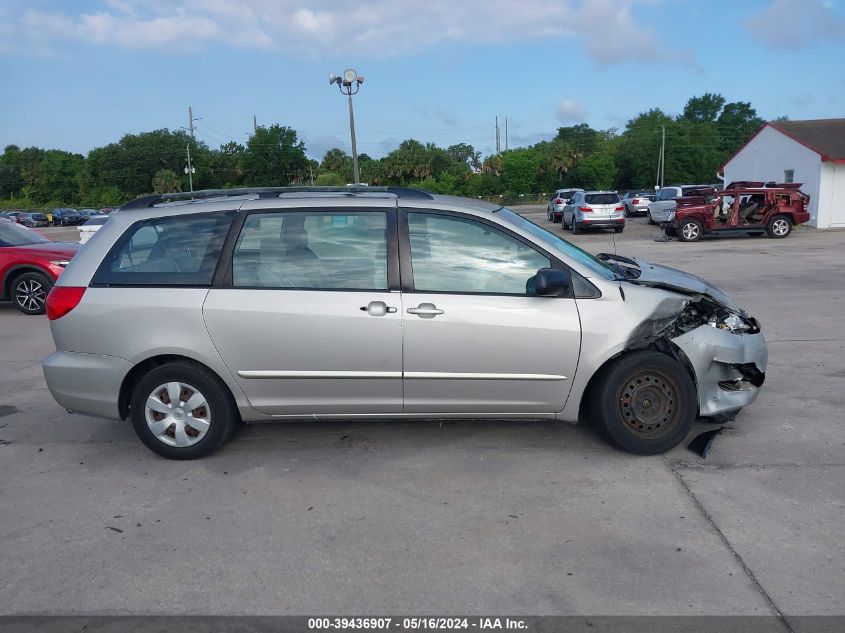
[674, 300, 759, 335]
[707, 311, 751, 333]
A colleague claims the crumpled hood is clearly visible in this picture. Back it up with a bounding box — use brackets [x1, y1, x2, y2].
[628, 258, 741, 313]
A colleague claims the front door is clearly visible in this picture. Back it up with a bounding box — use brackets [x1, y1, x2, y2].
[203, 207, 403, 415]
[399, 210, 581, 414]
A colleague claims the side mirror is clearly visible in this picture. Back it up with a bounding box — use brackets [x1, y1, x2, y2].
[532, 267, 571, 297]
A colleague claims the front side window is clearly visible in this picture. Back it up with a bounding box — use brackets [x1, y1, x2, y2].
[408, 212, 551, 295]
[93, 211, 234, 286]
[232, 211, 388, 290]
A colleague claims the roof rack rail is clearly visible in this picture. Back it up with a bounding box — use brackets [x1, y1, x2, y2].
[119, 186, 435, 210]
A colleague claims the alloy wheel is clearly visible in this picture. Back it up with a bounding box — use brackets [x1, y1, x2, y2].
[772, 218, 790, 236]
[15, 279, 47, 312]
[681, 222, 700, 240]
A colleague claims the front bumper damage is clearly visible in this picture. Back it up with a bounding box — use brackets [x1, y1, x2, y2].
[671, 325, 767, 417]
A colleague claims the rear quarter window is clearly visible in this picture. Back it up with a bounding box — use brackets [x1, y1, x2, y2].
[92, 211, 235, 286]
[584, 194, 620, 204]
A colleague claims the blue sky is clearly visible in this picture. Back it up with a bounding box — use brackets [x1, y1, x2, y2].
[1, 0, 843, 160]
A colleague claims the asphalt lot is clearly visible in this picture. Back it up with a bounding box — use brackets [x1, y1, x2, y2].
[1, 209, 843, 618]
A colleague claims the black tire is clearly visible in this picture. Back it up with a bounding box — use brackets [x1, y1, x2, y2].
[130, 361, 238, 459]
[766, 214, 792, 239]
[647, 214, 656, 225]
[12, 271, 53, 315]
[561, 214, 568, 230]
[678, 218, 703, 242]
[614, 227, 623, 233]
[572, 222, 583, 235]
[588, 351, 697, 455]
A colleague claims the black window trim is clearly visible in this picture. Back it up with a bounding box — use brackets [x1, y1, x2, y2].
[90, 209, 237, 288]
[398, 207, 579, 299]
[212, 205, 400, 292]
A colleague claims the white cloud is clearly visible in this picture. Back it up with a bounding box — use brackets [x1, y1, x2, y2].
[555, 99, 588, 123]
[746, 0, 845, 49]
[0, 0, 678, 64]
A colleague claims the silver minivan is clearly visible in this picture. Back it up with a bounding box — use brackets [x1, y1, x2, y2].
[43, 187, 767, 459]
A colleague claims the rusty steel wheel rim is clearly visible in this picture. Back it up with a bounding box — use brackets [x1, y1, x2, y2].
[617, 370, 682, 439]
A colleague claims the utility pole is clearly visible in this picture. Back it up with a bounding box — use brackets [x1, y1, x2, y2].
[184, 144, 195, 193]
[187, 106, 196, 141]
[656, 125, 665, 189]
[253, 115, 257, 133]
[309, 163, 315, 186]
[505, 116, 508, 152]
[347, 92, 360, 183]
[495, 117, 500, 155]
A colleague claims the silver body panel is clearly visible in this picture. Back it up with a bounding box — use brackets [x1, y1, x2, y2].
[44, 191, 767, 428]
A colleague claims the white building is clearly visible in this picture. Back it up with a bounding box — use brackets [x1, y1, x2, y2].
[720, 119, 845, 228]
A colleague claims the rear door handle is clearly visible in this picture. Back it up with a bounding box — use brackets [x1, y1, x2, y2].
[407, 303, 444, 318]
[360, 301, 397, 317]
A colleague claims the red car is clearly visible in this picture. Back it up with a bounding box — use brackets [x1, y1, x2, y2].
[0, 219, 79, 315]
[665, 181, 810, 242]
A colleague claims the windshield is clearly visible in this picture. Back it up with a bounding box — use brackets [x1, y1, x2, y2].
[0, 221, 50, 247]
[496, 208, 617, 280]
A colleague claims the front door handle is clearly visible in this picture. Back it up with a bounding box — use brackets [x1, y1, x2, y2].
[360, 301, 397, 317]
[407, 303, 444, 318]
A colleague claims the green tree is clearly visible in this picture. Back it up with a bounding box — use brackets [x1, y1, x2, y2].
[681, 93, 726, 123]
[320, 148, 352, 181]
[717, 102, 764, 154]
[241, 124, 308, 186]
[500, 149, 540, 194]
[555, 124, 601, 156]
[565, 150, 616, 190]
[152, 169, 182, 193]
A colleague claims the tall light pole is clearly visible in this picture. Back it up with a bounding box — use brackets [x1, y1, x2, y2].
[330, 69, 365, 184]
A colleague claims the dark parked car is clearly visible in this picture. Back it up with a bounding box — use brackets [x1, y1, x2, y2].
[52, 209, 85, 226]
[0, 219, 79, 314]
[24, 212, 50, 228]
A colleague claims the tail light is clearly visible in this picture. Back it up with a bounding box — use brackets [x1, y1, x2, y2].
[578, 206, 592, 212]
[615, 205, 625, 212]
[555, 198, 563, 204]
[632, 198, 640, 205]
[46, 287, 86, 321]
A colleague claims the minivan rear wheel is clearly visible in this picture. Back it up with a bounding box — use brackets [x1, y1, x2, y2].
[130, 362, 237, 459]
[589, 351, 697, 455]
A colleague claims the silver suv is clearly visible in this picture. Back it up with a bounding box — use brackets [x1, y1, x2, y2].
[42, 187, 767, 459]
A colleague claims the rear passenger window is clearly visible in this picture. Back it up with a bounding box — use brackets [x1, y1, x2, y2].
[92, 211, 234, 286]
[232, 211, 388, 290]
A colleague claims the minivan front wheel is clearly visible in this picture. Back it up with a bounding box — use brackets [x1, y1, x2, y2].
[589, 351, 697, 455]
[130, 362, 237, 459]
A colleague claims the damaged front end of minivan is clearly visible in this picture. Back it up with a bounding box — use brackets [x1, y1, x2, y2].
[600, 254, 768, 419]
[650, 296, 766, 417]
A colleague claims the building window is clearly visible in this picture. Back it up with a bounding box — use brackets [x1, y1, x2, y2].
[784, 169, 794, 184]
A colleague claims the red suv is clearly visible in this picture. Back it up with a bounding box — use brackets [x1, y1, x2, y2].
[665, 181, 810, 242]
[0, 219, 79, 315]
